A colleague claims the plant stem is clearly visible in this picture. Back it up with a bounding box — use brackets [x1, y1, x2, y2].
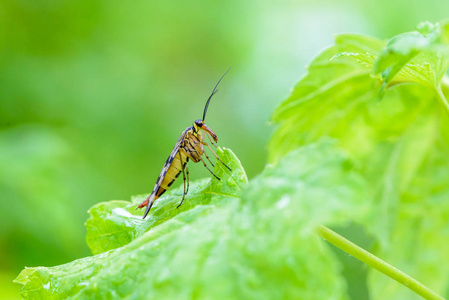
[316, 225, 445, 300]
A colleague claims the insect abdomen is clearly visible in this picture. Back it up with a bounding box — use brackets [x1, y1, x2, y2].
[157, 151, 188, 196]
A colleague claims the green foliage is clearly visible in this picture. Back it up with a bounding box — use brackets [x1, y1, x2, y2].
[0, 1, 260, 296]
[14, 20, 449, 300]
[15, 143, 371, 299]
[85, 148, 247, 255]
[374, 21, 449, 90]
[271, 21, 449, 299]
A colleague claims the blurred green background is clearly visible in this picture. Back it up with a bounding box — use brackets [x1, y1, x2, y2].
[1, 0, 448, 298]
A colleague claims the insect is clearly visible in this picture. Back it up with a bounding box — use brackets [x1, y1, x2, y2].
[137, 68, 232, 219]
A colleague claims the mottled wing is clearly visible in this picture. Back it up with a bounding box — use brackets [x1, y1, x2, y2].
[140, 130, 188, 218]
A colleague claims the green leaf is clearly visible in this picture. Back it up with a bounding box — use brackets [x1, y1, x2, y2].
[270, 26, 449, 299]
[85, 147, 247, 255]
[14, 21, 449, 300]
[269, 33, 448, 243]
[243, 139, 370, 229]
[375, 32, 432, 88]
[368, 126, 449, 300]
[374, 21, 449, 91]
[272, 34, 385, 122]
[15, 141, 370, 299]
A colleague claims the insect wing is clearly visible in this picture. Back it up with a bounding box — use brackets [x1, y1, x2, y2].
[142, 130, 187, 218]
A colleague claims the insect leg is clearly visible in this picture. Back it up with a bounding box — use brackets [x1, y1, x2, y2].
[199, 156, 220, 180]
[201, 134, 216, 166]
[177, 161, 187, 209]
[187, 138, 222, 180]
[206, 133, 218, 148]
[202, 148, 215, 167]
[185, 164, 190, 194]
[193, 134, 216, 167]
[202, 142, 232, 172]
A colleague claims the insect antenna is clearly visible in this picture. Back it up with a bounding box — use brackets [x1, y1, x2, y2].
[202, 67, 231, 121]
